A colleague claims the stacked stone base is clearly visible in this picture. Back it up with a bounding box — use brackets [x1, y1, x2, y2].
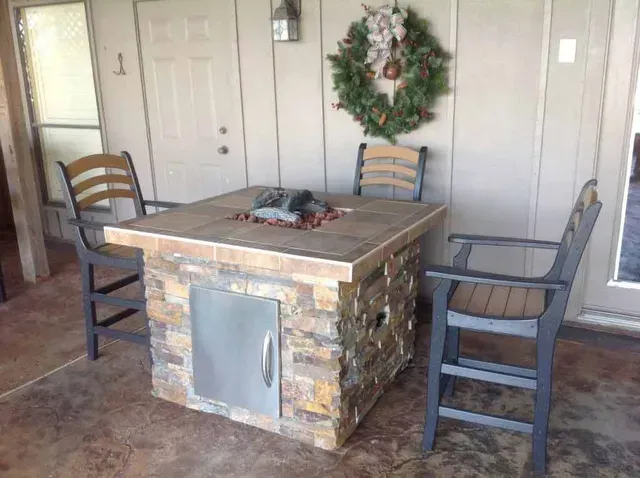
[145, 240, 419, 449]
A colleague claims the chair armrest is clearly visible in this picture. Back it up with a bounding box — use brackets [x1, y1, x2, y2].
[425, 265, 566, 290]
[68, 218, 110, 232]
[144, 200, 184, 209]
[449, 234, 561, 250]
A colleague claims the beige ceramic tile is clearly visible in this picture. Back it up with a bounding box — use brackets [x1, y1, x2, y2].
[105, 186, 446, 281]
[232, 186, 268, 197]
[338, 210, 404, 225]
[187, 219, 259, 238]
[312, 193, 374, 210]
[279, 256, 351, 282]
[317, 219, 390, 238]
[382, 230, 410, 258]
[397, 205, 447, 241]
[243, 250, 281, 270]
[209, 195, 254, 209]
[369, 226, 405, 244]
[156, 237, 216, 260]
[185, 204, 247, 218]
[215, 246, 244, 265]
[284, 231, 363, 255]
[357, 199, 425, 215]
[281, 248, 350, 262]
[410, 204, 447, 220]
[350, 244, 384, 282]
[229, 224, 306, 245]
[342, 242, 380, 262]
[104, 228, 158, 251]
[133, 212, 212, 232]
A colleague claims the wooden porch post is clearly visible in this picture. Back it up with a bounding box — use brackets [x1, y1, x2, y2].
[0, 0, 50, 282]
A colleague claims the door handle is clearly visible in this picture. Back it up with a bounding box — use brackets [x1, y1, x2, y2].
[218, 146, 229, 155]
[261, 331, 274, 388]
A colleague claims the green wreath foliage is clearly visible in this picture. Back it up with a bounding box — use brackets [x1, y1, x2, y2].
[327, 7, 449, 143]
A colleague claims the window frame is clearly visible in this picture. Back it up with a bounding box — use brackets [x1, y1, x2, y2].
[11, 0, 110, 211]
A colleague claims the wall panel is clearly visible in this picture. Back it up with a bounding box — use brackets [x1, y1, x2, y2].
[91, 0, 153, 221]
[237, 0, 280, 188]
[532, 0, 592, 276]
[451, 0, 545, 275]
[272, 0, 326, 191]
[12, 0, 613, 315]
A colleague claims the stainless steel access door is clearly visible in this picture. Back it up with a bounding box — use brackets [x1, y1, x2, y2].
[190, 287, 280, 418]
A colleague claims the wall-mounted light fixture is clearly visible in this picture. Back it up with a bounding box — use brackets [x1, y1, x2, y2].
[272, 0, 300, 42]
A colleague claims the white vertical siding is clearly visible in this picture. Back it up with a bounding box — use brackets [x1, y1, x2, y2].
[25, 0, 611, 304]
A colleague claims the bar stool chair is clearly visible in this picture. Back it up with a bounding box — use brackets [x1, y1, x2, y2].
[353, 143, 427, 201]
[421, 179, 601, 473]
[56, 152, 180, 360]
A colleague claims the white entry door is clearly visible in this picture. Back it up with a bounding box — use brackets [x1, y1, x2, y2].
[580, 0, 640, 333]
[137, 0, 247, 204]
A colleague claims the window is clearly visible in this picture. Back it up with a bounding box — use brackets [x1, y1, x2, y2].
[17, 2, 105, 206]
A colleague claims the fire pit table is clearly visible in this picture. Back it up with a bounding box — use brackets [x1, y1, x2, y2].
[105, 186, 446, 449]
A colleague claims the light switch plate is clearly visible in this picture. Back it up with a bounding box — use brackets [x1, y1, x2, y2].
[558, 39, 577, 64]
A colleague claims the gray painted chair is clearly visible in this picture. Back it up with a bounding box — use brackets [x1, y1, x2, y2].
[422, 179, 601, 473]
[353, 143, 427, 201]
[56, 152, 180, 360]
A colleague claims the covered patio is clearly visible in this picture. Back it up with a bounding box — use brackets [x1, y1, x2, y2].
[0, 240, 639, 476]
[2, 0, 640, 475]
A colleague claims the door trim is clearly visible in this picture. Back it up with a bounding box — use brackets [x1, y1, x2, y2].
[582, 0, 640, 318]
[570, 308, 640, 336]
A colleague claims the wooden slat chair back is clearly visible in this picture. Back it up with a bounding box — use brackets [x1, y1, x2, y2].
[353, 143, 427, 201]
[421, 179, 602, 474]
[56, 152, 181, 361]
[57, 152, 145, 255]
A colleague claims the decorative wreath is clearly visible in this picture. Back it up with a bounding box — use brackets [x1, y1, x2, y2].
[327, 4, 449, 143]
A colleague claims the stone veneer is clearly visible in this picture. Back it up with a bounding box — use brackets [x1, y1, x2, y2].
[145, 239, 420, 450]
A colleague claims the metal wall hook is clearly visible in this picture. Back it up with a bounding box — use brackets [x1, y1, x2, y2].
[113, 53, 126, 76]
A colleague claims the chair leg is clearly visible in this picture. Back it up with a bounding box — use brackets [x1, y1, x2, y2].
[81, 262, 98, 360]
[443, 326, 460, 397]
[533, 337, 555, 473]
[422, 312, 448, 451]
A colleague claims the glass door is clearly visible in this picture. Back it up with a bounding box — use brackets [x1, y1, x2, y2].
[16, 2, 105, 206]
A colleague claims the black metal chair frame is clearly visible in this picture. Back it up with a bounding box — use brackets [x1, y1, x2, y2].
[56, 151, 181, 360]
[353, 143, 428, 201]
[422, 179, 602, 473]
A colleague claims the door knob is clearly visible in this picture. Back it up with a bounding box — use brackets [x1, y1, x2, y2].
[219, 126, 227, 134]
[217, 146, 229, 155]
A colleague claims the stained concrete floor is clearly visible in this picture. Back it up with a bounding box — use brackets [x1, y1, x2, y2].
[1, 240, 640, 477]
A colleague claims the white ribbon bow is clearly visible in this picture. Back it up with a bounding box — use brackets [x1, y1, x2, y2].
[365, 5, 408, 77]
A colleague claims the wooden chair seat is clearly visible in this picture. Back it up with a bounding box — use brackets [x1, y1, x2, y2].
[449, 282, 545, 318]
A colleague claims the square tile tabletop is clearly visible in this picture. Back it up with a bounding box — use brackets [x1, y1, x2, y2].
[105, 186, 447, 282]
